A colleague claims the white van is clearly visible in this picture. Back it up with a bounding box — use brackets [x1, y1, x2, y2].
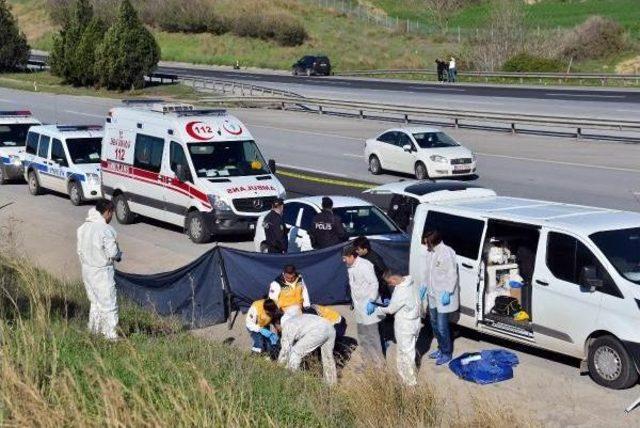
[370, 181, 640, 389]
[0, 110, 41, 184]
[101, 101, 286, 243]
[22, 125, 103, 205]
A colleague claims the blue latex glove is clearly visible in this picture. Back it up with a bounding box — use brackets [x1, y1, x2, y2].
[419, 286, 428, 301]
[440, 291, 451, 306]
[366, 300, 376, 316]
[269, 332, 279, 346]
[259, 328, 272, 338]
[382, 298, 390, 307]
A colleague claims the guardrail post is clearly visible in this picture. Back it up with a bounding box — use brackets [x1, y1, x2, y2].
[281, 102, 285, 110]
[319, 105, 324, 115]
[404, 114, 409, 124]
[359, 109, 364, 119]
[511, 123, 516, 134]
[454, 118, 459, 128]
[576, 127, 582, 140]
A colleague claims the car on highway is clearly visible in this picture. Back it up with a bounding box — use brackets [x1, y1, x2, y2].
[364, 127, 476, 180]
[405, 182, 640, 390]
[253, 195, 408, 252]
[0, 110, 41, 184]
[22, 125, 103, 205]
[102, 101, 286, 243]
[292, 55, 331, 76]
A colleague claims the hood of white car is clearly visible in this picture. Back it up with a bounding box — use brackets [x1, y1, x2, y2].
[417, 145, 472, 160]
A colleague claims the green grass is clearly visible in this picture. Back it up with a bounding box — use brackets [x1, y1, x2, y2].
[0, 71, 199, 99]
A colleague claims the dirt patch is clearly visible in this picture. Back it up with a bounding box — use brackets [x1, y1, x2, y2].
[616, 55, 640, 74]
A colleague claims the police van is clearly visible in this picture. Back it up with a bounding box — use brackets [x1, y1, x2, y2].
[376, 181, 640, 389]
[22, 125, 103, 205]
[101, 101, 286, 243]
[0, 110, 41, 184]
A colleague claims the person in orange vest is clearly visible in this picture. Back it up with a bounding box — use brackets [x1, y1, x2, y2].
[246, 298, 282, 355]
[268, 264, 311, 323]
[304, 304, 346, 338]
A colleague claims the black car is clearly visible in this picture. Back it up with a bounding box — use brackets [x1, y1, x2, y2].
[292, 55, 331, 76]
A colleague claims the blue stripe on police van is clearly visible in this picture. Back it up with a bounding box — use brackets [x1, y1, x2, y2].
[0, 157, 9, 165]
[67, 172, 86, 182]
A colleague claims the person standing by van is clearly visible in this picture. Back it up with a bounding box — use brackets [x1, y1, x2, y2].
[261, 198, 288, 254]
[310, 197, 348, 249]
[420, 230, 459, 366]
[76, 199, 122, 340]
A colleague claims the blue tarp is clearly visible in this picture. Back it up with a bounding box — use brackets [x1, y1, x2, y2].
[115, 240, 411, 327]
[449, 349, 519, 385]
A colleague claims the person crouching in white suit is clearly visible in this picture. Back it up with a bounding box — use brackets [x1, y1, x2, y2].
[77, 199, 122, 340]
[368, 272, 422, 386]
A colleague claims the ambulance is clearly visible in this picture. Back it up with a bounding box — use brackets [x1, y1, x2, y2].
[101, 101, 286, 243]
[0, 110, 41, 184]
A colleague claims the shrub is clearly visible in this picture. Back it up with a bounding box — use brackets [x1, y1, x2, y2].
[50, 0, 94, 84]
[561, 15, 627, 61]
[0, 0, 30, 72]
[228, 10, 308, 46]
[96, 0, 160, 90]
[153, 0, 227, 34]
[73, 17, 106, 86]
[502, 53, 565, 72]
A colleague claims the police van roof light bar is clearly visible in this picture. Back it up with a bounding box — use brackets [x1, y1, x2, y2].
[0, 110, 32, 117]
[56, 125, 103, 132]
[175, 109, 227, 117]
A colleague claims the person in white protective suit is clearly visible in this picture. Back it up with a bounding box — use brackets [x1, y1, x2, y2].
[76, 199, 122, 340]
[277, 313, 337, 385]
[368, 272, 422, 386]
[419, 229, 459, 366]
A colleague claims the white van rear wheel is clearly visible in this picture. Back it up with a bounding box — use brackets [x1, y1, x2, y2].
[588, 335, 638, 389]
[186, 211, 212, 243]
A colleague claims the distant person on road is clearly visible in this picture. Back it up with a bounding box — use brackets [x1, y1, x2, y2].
[261, 198, 288, 254]
[448, 57, 457, 83]
[76, 199, 122, 340]
[309, 196, 348, 249]
[268, 264, 311, 323]
[246, 297, 282, 356]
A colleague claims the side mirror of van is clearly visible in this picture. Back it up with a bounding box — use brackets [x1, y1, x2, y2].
[580, 265, 603, 291]
[268, 159, 277, 174]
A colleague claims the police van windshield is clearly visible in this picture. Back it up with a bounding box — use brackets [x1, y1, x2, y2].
[0, 124, 36, 147]
[412, 132, 459, 149]
[333, 206, 401, 237]
[591, 227, 640, 284]
[187, 140, 269, 177]
[66, 138, 102, 164]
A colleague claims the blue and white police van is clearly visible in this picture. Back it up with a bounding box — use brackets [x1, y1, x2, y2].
[0, 110, 41, 184]
[22, 125, 103, 205]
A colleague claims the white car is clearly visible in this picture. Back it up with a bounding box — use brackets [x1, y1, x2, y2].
[22, 125, 103, 205]
[254, 196, 408, 252]
[364, 127, 477, 180]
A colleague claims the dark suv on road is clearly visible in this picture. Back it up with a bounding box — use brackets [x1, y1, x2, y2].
[292, 55, 331, 76]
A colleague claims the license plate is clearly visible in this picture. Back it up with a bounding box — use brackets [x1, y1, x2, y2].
[453, 165, 469, 171]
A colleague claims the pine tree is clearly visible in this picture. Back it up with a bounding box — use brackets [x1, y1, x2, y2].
[50, 0, 94, 84]
[0, 0, 30, 72]
[96, 0, 160, 90]
[74, 17, 106, 86]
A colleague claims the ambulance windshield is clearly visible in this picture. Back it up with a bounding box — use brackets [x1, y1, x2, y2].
[187, 140, 269, 177]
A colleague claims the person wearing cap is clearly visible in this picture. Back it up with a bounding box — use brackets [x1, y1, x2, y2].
[261, 198, 288, 254]
[309, 196, 348, 250]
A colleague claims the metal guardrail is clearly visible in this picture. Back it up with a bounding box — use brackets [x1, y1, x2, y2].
[335, 69, 640, 85]
[200, 95, 640, 142]
[179, 74, 304, 98]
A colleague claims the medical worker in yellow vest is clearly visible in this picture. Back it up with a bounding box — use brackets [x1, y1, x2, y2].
[246, 298, 281, 354]
[268, 264, 311, 323]
[305, 304, 347, 338]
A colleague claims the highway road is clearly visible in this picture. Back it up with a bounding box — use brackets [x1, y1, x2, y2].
[2, 87, 640, 425]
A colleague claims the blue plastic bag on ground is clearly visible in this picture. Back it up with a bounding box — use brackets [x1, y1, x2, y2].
[448, 349, 519, 385]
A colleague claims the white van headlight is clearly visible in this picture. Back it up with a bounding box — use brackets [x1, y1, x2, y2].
[430, 155, 448, 163]
[86, 173, 100, 185]
[8, 155, 21, 166]
[208, 194, 232, 212]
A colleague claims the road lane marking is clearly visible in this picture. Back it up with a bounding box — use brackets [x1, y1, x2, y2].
[63, 110, 104, 118]
[0, 98, 16, 103]
[476, 152, 640, 173]
[344, 153, 363, 158]
[545, 93, 626, 99]
[408, 86, 466, 92]
[278, 167, 373, 189]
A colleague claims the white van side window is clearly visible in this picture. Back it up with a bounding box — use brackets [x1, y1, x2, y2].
[546, 232, 622, 298]
[37, 135, 50, 158]
[424, 211, 484, 260]
[134, 134, 164, 173]
[26, 132, 39, 154]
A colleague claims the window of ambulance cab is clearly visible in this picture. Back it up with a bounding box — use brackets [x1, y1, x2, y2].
[187, 140, 269, 178]
[546, 232, 621, 298]
[170, 141, 192, 182]
[26, 132, 39, 154]
[424, 211, 484, 259]
[590, 227, 640, 286]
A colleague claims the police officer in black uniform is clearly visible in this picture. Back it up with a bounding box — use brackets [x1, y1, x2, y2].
[261, 198, 288, 254]
[309, 197, 348, 249]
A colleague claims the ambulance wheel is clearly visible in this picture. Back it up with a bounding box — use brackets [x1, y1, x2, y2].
[186, 211, 211, 243]
[28, 170, 42, 195]
[415, 162, 429, 181]
[68, 181, 84, 206]
[114, 194, 136, 224]
[369, 155, 383, 175]
[588, 335, 638, 389]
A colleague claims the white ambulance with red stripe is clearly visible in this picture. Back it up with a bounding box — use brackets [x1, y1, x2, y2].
[101, 101, 286, 243]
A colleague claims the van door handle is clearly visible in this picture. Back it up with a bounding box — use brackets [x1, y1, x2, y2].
[535, 279, 549, 286]
[461, 263, 473, 269]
